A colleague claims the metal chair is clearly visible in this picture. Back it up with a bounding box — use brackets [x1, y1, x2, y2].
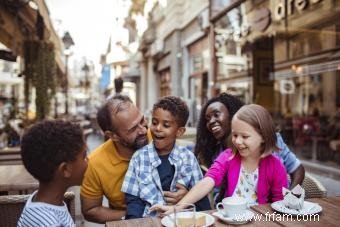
[0, 191, 75, 227]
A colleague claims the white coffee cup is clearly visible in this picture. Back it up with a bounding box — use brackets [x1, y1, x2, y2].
[216, 197, 247, 218]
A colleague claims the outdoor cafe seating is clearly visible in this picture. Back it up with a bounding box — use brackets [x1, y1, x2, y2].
[106, 170, 331, 227]
[200, 166, 327, 208]
[0, 191, 75, 227]
[0, 146, 21, 165]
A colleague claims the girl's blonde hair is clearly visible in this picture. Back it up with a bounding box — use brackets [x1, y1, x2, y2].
[232, 104, 279, 155]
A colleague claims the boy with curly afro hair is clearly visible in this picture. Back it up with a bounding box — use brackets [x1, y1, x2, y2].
[17, 120, 88, 226]
[122, 96, 210, 219]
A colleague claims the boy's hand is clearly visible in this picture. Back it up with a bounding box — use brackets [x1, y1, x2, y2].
[163, 183, 188, 204]
[149, 204, 175, 217]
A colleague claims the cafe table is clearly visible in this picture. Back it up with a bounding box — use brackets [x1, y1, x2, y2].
[0, 164, 38, 193]
[106, 196, 340, 227]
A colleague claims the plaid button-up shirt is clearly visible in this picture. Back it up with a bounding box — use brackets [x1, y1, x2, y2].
[121, 142, 203, 217]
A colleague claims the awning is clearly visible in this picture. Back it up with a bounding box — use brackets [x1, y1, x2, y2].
[272, 59, 340, 80]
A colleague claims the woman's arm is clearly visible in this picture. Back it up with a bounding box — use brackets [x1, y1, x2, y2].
[276, 133, 305, 188]
[289, 165, 305, 189]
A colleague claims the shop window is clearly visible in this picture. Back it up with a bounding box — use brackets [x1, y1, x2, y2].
[307, 32, 322, 55]
[159, 70, 171, 97]
[290, 33, 305, 58]
[191, 56, 203, 74]
[337, 24, 340, 46]
[226, 39, 237, 55]
[337, 70, 340, 107]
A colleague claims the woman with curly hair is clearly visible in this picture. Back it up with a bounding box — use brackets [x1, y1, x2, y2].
[195, 93, 243, 167]
[194, 93, 304, 193]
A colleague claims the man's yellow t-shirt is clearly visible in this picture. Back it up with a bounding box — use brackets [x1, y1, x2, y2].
[81, 139, 129, 209]
[81, 130, 152, 209]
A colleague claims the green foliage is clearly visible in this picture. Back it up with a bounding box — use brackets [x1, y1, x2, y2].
[24, 40, 56, 120]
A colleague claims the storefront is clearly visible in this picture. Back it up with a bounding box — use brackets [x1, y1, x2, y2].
[210, 0, 272, 106]
[271, 0, 340, 117]
[210, 0, 340, 160]
[187, 36, 210, 124]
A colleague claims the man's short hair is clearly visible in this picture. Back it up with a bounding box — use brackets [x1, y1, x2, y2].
[97, 95, 132, 132]
[20, 120, 85, 183]
[152, 96, 189, 127]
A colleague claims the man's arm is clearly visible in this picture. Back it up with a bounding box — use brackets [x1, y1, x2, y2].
[81, 196, 126, 223]
[289, 165, 305, 189]
[163, 183, 188, 204]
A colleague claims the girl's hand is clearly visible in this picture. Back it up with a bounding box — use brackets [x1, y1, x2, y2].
[149, 204, 175, 217]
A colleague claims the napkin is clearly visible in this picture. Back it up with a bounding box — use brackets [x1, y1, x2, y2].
[282, 184, 305, 210]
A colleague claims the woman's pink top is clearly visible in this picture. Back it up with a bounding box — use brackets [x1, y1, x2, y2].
[205, 149, 288, 204]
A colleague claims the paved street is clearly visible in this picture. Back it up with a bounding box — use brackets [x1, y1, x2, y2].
[302, 160, 340, 197]
[311, 173, 340, 196]
[75, 134, 105, 227]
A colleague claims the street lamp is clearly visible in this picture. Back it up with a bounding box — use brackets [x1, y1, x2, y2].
[62, 31, 74, 115]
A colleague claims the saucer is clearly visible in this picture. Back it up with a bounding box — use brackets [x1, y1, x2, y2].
[212, 210, 254, 225]
[271, 200, 322, 215]
[161, 212, 215, 227]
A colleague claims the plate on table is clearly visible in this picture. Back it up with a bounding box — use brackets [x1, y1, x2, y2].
[161, 211, 215, 227]
[271, 200, 322, 215]
[212, 210, 254, 225]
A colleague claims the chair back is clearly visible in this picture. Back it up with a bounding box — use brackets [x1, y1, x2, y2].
[302, 173, 327, 199]
[0, 150, 22, 165]
[0, 191, 75, 227]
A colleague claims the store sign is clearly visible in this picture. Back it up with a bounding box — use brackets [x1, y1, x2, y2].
[279, 79, 295, 94]
[274, 0, 323, 21]
[251, 8, 271, 32]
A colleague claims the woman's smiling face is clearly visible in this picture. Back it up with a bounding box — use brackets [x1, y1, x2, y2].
[205, 102, 230, 141]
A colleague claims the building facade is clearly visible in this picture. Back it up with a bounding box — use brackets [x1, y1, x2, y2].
[139, 0, 210, 124]
[210, 0, 340, 116]
[208, 0, 340, 160]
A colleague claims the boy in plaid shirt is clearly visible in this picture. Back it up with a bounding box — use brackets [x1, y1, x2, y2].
[121, 96, 210, 219]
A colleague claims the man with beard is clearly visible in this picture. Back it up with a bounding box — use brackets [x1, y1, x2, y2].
[81, 95, 187, 223]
